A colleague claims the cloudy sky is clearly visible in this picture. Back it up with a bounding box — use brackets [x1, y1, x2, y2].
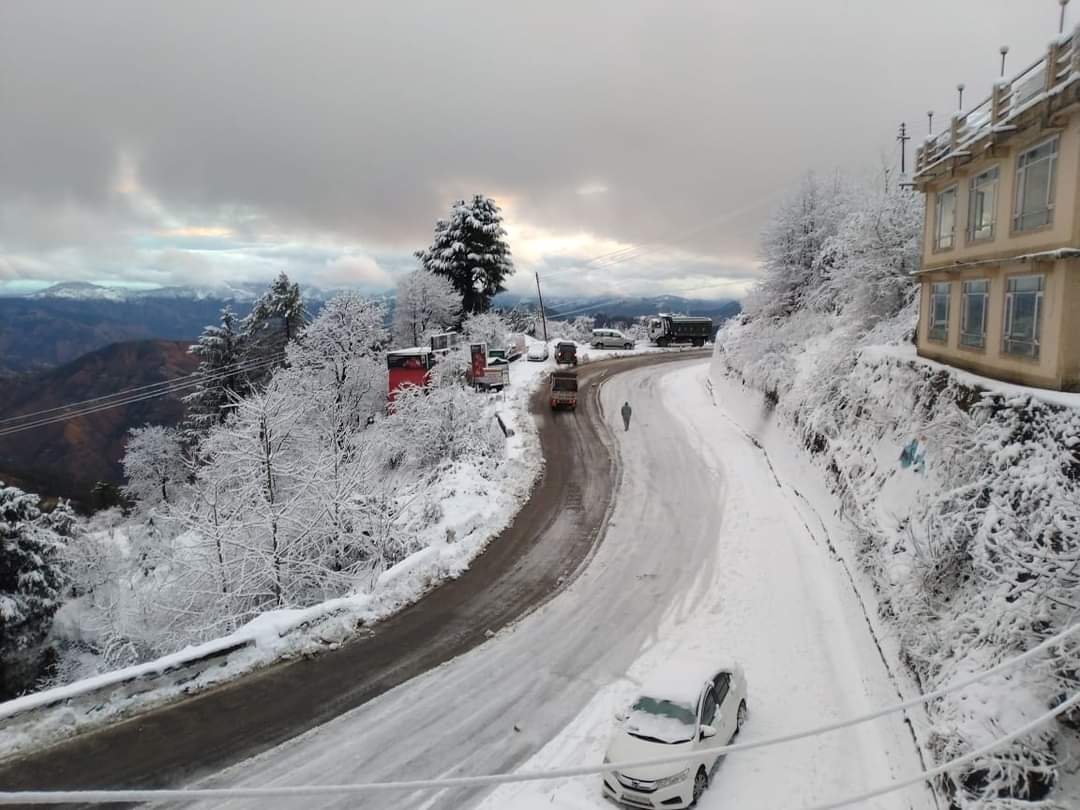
[0, 1, 1065, 300]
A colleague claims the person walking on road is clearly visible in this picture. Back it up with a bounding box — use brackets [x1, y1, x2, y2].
[621, 401, 632, 432]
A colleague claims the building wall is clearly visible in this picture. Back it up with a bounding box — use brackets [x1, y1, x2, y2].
[921, 113, 1080, 270]
[916, 259, 1080, 390]
[1062, 263, 1080, 390]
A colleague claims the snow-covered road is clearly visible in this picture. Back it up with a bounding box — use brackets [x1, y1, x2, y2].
[189, 359, 933, 810]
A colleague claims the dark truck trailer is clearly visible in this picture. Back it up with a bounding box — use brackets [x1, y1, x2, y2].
[549, 370, 578, 410]
[647, 314, 713, 347]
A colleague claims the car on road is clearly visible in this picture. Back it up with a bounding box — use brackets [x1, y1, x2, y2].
[527, 342, 550, 362]
[591, 328, 634, 350]
[602, 662, 748, 809]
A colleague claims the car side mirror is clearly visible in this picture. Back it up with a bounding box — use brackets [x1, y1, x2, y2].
[614, 711, 627, 722]
[699, 724, 717, 740]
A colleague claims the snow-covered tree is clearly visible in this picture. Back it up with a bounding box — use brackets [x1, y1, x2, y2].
[814, 184, 922, 325]
[746, 173, 849, 320]
[416, 195, 514, 314]
[242, 272, 309, 385]
[122, 425, 188, 509]
[0, 483, 66, 698]
[392, 268, 462, 347]
[462, 311, 511, 350]
[183, 306, 245, 437]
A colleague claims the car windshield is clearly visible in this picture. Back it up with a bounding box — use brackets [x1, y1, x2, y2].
[624, 696, 696, 744]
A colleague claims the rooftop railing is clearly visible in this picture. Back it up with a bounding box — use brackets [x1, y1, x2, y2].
[915, 27, 1080, 178]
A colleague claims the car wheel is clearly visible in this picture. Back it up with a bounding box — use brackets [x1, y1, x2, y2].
[624, 343, 632, 350]
[691, 767, 708, 805]
[736, 700, 748, 735]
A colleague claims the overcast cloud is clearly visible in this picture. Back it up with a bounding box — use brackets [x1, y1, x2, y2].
[0, 1, 1065, 300]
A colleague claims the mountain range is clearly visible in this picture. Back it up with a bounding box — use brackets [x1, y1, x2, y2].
[0, 340, 199, 505]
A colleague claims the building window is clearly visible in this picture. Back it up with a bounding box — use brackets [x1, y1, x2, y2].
[928, 282, 950, 342]
[1014, 137, 1058, 232]
[967, 167, 999, 242]
[960, 279, 989, 348]
[1002, 275, 1044, 358]
[935, 186, 957, 250]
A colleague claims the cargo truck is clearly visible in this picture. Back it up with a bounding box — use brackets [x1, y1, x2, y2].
[549, 370, 578, 410]
[647, 314, 713, 347]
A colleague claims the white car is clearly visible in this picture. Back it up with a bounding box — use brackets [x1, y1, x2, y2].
[527, 342, 550, 361]
[602, 663, 748, 808]
[591, 328, 634, 350]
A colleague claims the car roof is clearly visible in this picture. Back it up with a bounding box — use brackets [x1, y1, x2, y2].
[637, 661, 742, 705]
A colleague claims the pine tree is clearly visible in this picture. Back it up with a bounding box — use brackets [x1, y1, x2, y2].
[416, 195, 514, 314]
[0, 483, 66, 699]
[183, 306, 245, 437]
[242, 272, 309, 385]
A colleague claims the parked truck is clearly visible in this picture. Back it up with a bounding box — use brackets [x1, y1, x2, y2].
[647, 314, 713, 347]
[549, 370, 578, 410]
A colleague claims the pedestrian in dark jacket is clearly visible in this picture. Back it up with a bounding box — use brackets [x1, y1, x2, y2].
[621, 401, 632, 431]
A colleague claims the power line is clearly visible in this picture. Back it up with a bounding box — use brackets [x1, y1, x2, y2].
[1, 621, 1075, 803]
[0, 353, 285, 428]
[0, 356, 285, 439]
[3, 690, 1075, 805]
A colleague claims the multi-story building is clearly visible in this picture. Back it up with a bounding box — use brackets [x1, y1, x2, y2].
[913, 28, 1080, 390]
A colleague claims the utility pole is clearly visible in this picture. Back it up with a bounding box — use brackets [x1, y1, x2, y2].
[897, 122, 910, 175]
[927, 110, 934, 134]
[534, 271, 549, 344]
[1000, 45, 1009, 76]
[957, 83, 965, 110]
[1061, 0, 1071, 34]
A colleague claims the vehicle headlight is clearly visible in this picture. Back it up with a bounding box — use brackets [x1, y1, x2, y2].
[654, 768, 691, 789]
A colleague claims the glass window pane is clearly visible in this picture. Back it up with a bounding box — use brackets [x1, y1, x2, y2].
[1003, 276, 1044, 357]
[960, 280, 988, 348]
[936, 188, 956, 249]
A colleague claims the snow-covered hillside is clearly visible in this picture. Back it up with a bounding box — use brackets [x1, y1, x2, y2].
[709, 174, 1080, 806]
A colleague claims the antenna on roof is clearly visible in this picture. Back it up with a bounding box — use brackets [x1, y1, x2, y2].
[927, 110, 934, 134]
[957, 83, 965, 110]
[1000, 45, 1009, 76]
[1061, 0, 1071, 34]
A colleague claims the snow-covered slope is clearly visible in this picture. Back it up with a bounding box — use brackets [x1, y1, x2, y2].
[712, 309, 1080, 807]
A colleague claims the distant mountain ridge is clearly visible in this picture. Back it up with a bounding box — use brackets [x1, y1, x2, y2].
[493, 292, 742, 322]
[0, 340, 200, 504]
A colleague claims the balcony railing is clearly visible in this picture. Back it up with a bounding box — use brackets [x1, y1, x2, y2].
[915, 27, 1080, 178]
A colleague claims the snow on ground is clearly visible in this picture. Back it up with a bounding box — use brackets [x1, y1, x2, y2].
[0, 355, 550, 759]
[182, 357, 931, 810]
[476, 360, 933, 810]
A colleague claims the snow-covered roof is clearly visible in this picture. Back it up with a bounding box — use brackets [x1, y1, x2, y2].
[636, 660, 738, 705]
[914, 27, 1080, 181]
[387, 346, 434, 356]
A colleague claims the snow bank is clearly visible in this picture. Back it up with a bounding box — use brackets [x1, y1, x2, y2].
[712, 310, 1080, 806]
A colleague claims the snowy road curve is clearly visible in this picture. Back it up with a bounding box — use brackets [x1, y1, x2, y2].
[184, 360, 933, 810]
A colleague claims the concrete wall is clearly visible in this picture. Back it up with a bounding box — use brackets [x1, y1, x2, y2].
[921, 113, 1080, 270]
[916, 259, 1080, 390]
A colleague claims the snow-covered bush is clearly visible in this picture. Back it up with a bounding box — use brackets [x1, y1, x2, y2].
[549, 315, 596, 344]
[714, 173, 1080, 805]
